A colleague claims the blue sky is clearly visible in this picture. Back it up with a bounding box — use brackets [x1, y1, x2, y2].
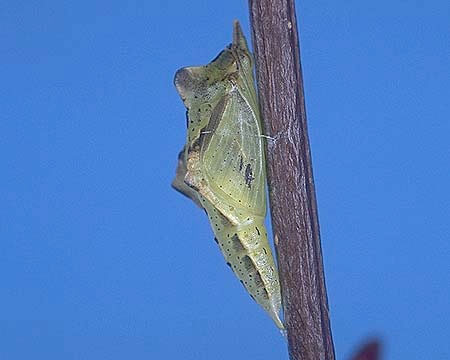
[1, 1, 449, 359]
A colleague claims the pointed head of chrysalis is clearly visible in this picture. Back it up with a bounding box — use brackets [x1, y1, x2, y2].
[174, 20, 253, 109]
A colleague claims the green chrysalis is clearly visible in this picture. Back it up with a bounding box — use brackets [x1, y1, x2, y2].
[172, 21, 283, 330]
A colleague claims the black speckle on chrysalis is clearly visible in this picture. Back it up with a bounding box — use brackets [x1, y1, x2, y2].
[244, 164, 254, 188]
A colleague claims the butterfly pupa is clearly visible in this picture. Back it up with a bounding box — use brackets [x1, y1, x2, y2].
[172, 21, 284, 330]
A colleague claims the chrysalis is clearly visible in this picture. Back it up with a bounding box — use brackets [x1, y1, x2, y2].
[172, 21, 283, 330]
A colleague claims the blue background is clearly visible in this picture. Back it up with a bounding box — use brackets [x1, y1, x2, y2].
[2, 1, 449, 359]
